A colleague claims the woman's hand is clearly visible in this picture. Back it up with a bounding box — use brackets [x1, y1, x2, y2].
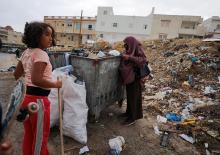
[0, 140, 13, 155]
[122, 54, 130, 60]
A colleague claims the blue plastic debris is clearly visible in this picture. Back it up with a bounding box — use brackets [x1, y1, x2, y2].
[165, 112, 182, 122]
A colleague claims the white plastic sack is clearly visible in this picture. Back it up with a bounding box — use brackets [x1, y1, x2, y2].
[62, 76, 88, 144]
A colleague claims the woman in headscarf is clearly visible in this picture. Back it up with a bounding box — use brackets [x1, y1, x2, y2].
[120, 36, 147, 126]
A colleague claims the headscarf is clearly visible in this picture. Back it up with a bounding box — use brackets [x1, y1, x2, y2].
[123, 36, 146, 59]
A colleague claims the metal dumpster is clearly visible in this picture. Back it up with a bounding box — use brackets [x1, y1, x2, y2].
[69, 55, 125, 119]
[48, 52, 70, 69]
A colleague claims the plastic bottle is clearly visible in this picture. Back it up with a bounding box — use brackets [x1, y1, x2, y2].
[109, 136, 125, 155]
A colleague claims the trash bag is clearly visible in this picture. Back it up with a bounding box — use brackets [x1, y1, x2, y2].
[62, 76, 88, 144]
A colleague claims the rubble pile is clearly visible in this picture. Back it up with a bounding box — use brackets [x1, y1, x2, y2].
[141, 39, 220, 153]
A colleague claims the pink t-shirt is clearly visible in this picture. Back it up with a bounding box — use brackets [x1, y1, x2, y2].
[20, 48, 52, 89]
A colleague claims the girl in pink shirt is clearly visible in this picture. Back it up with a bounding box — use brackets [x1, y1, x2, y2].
[14, 22, 62, 155]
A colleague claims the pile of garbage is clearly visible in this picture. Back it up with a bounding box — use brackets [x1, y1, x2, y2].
[140, 39, 220, 153]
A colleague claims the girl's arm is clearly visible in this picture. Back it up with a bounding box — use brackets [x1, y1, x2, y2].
[31, 62, 61, 88]
[14, 61, 24, 80]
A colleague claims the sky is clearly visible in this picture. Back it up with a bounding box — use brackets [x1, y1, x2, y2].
[0, 0, 219, 33]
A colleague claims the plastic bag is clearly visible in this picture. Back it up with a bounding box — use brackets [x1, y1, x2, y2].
[62, 76, 88, 144]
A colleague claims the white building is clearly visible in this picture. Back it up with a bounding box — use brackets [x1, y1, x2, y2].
[150, 14, 203, 39]
[96, 7, 204, 42]
[95, 7, 152, 43]
[202, 16, 220, 38]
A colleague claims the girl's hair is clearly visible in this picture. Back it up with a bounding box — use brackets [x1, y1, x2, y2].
[22, 22, 56, 48]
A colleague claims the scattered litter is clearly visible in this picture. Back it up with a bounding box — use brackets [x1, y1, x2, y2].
[182, 81, 191, 90]
[79, 146, 89, 155]
[179, 134, 195, 144]
[204, 86, 216, 95]
[153, 124, 162, 136]
[188, 75, 195, 87]
[157, 115, 167, 123]
[206, 130, 219, 138]
[181, 118, 197, 125]
[109, 136, 125, 155]
[109, 50, 121, 56]
[204, 143, 211, 155]
[144, 91, 166, 101]
[163, 51, 175, 57]
[97, 51, 106, 57]
[165, 113, 182, 122]
[160, 131, 170, 147]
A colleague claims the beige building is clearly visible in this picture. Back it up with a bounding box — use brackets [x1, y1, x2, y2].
[0, 26, 23, 45]
[44, 16, 96, 50]
[150, 14, 204, 39]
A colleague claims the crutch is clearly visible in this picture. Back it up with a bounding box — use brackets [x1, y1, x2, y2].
[57, 77, 64, 155]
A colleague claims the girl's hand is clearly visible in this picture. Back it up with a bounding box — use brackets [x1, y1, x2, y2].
[55, 80, 62, 88]
[0, 140, 13, 155]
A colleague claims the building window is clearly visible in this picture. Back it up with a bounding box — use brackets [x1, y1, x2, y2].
[67, 24, 72, 27]
[100, 34, 103, 38]
[159, 33, 167, 39]
[216, 24, 220, 30]
[144, 25, 148, 29]
[62, 24, 64, 26]
[75, 23, 81, 30]
[88, 25, 93, 30]
[181, 21, 196, 29]
[87, 35, 92, 39]
[103, 10, 107, 15]
[113, 23, 118, 28]
[161, 20, 171, 27]
[71, 36, 74, 41]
